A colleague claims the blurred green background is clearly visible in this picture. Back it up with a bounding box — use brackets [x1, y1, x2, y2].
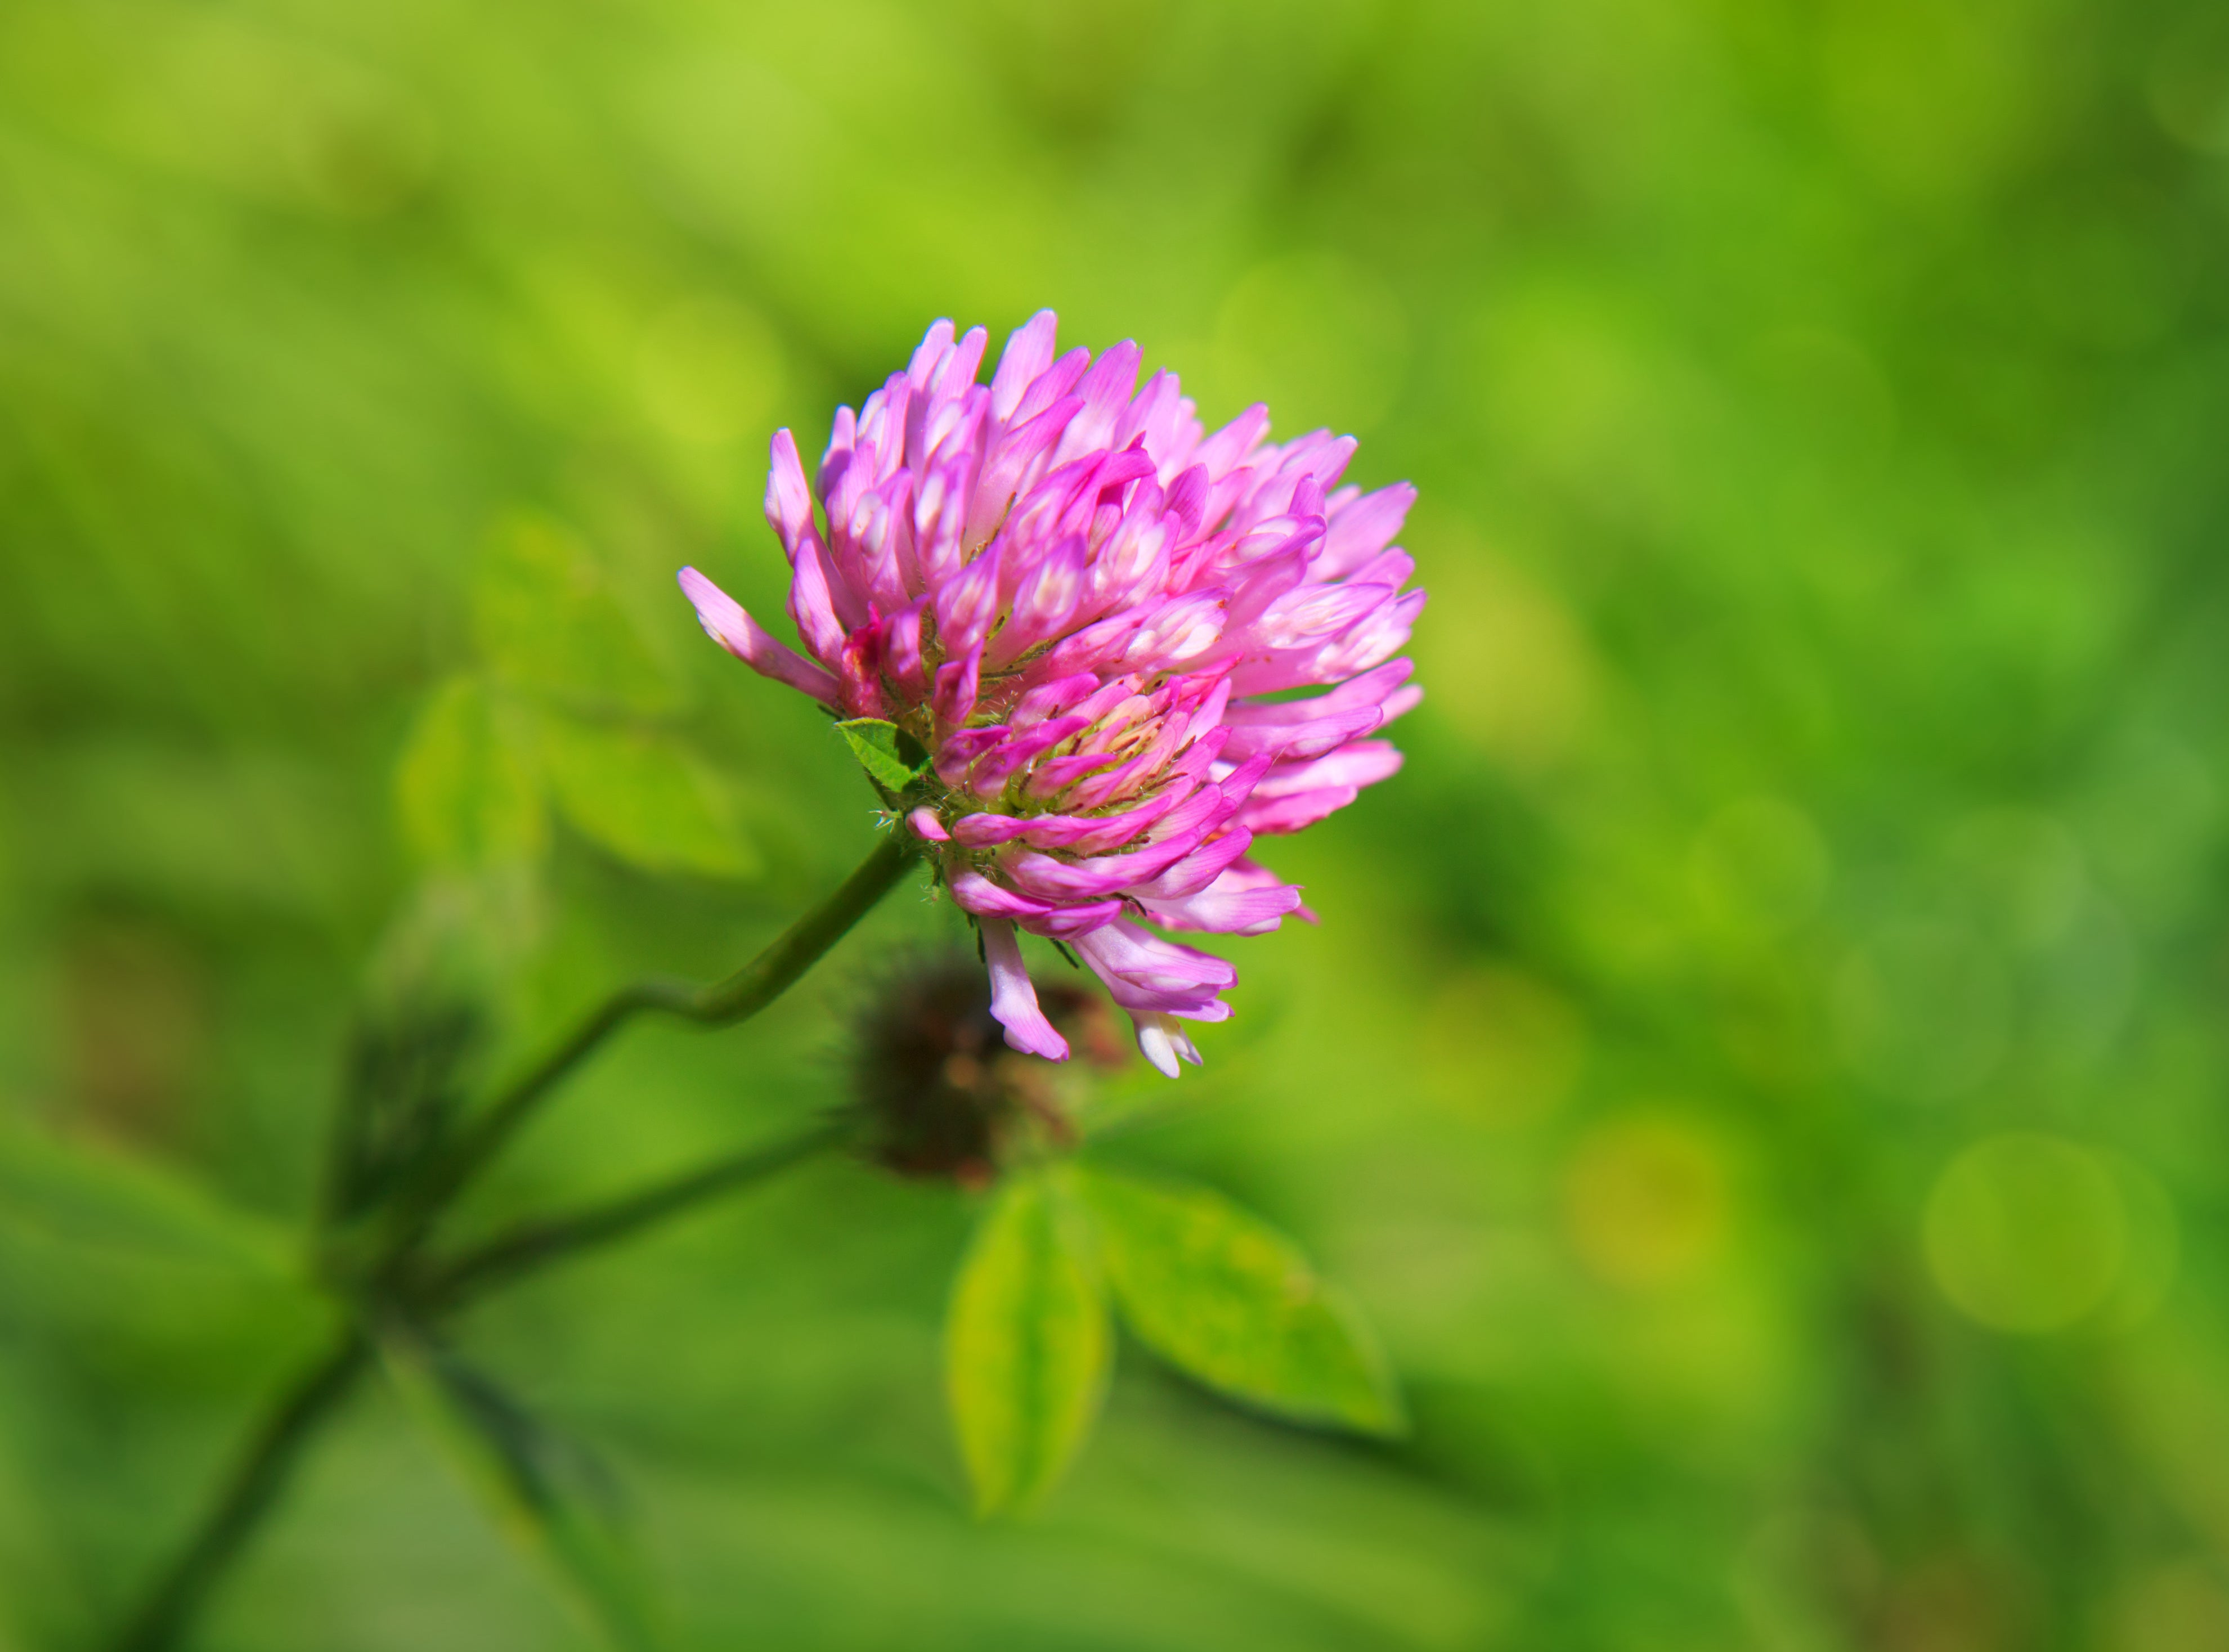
[6, 0, 2229, 1646]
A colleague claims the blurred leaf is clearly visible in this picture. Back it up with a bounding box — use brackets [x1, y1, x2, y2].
[382, 1334, 669, 1652]
[0, 1377, 69, 1652]
[835, 718, 929, 794]
[474, 514, 678, 715]
[0, 1116, 293, 1275]
[540, 713, 757, 879]
[364, 868, 548, 1021]
[1077, 1166, 1403, 1436]
[945, 1169, 1109, 1515]
[19, 740, 369, 921]
[395, 674, 548, 871]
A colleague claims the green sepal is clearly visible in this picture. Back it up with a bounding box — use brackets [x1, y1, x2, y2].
[836, 718, 931, 795]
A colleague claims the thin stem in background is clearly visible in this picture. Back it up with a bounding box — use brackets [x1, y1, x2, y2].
[111, 1332, 373, 1652]
[425, 1116, 850, 1308]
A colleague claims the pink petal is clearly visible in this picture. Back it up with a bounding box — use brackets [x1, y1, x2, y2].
[931, 642, 983, 726]
[885, 602, 929, 700]
[1235, 786, 1357, 836]
[1074, 919, 1235, 1018]
[933, 724, 1007, 788]
[764, 429, 819, 563]
[980, 917, 1069, 1061]
[905, 319, 957, 392]
[787, 538, 853, 660]
[1248, 739, 1405, 799]
[1139, 864, 1304, 935]
[1192, 403, 1270, 480]
[989, 311, 1060, 423]
[932, 541, 1004, 653]
[1128, 824, 1255, 900]
[676, 567, 842, 706]
[1316, 481, 1416, 580]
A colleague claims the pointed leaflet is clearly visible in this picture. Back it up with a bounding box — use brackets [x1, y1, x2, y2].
[473, 514, 679, 715]
[396, 674, 548, 871]
[835, 718, 930, 795]
[1076, 1166, 1403, 1435]
[382, 1335, 669, 1652]
[539, 715, 758, 879]
[945, 1170, 1109, 1514]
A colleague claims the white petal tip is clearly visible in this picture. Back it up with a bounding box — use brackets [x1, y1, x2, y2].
[1133, 1013, 1197, 1080]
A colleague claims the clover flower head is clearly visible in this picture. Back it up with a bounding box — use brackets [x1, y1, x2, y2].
[679, 312, 1423, 1075]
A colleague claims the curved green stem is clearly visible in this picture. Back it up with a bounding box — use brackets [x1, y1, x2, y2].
[381, 831, 920, 1256]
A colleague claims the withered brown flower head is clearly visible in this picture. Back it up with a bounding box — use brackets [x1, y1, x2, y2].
[849, 953, 1125, 1186]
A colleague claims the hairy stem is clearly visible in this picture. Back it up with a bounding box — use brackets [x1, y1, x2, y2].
[111, 1331, 372, 1652]
[425, 1117, 849, 1308]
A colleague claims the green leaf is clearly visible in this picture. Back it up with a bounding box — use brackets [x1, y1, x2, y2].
[396, 674, 548, 870]
[1077, 1166, 1405, 1436]
[835, 718, 929, 794]
[539, 714, 758, 879]
[364, 868, 547, 1022]
[0, 1116, 292, 1275]
[324, 996, 482, 1224]
[945, 1171, 1109, 1515]
[382, 1335, 669, 1652]
[473, 514, 678, 715]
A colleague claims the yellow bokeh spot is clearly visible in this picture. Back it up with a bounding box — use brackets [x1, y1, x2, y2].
[1210, 252, 1409, 436]
[1564, 1115, 1729, 1289]
[2111, 1563, 2229, 1652]
[1419, 966, 1586, 1128]
[1414, 522, 1595, 773]
[1923, 1133, 2127, 1333]
[1690, 796, 1832, 936]
[2096, 1156, 2181, 1333]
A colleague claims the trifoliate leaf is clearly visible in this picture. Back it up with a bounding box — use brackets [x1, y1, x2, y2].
[1076, 1166, 1404, 1436]
[945, 1170, 1109, 1515]
[473, 514, 678, 716]
[835, 718, 930, 794]
[539, 715, 757, 879]
[382, 1335, 669, 1652]
[395, 674, 547, 871]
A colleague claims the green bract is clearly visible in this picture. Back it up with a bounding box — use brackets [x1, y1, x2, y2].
[835, 717, 932, 796]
